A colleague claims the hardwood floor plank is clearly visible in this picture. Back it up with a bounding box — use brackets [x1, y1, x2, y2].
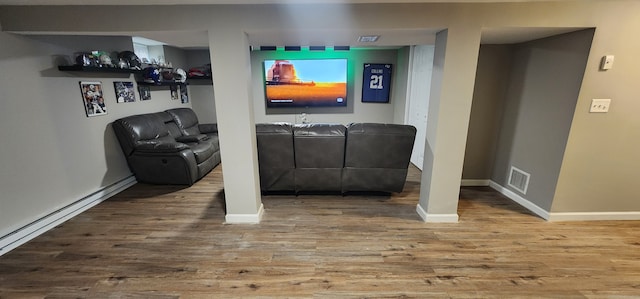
[1, 165, 640, 297]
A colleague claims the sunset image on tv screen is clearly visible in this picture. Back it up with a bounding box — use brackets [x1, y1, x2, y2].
[263, 59, 347, 108]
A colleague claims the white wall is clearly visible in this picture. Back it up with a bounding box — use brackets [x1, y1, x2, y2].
[406, 45, 435, 169]
[0, 32, 191, 239]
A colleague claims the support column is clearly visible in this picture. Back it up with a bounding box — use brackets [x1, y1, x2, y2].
[416, 27, 481, 222]
[208, 28, 263, 223]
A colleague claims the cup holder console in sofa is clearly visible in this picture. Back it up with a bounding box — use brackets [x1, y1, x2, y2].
[112, 108, 220, 185]
[256, 122, 417, 194]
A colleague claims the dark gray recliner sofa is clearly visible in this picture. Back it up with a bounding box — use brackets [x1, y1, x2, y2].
[112, 108, 220, 185]
[256, 122, 416, 194]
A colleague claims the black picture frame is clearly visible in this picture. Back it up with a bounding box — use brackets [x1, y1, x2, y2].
[180, 84, 189, 104]
[170, 85, 179, 101]
[114, 81, 136, 103]
[138, 85, 151, 101]
[362, 63, 392, 103]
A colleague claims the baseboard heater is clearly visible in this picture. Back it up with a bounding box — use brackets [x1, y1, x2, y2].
[0, 176, 136, 256]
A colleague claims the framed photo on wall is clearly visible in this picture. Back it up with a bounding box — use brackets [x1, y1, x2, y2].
[179, 83, 189, 104]
[138, 85, 151, 101]
[170, 85, 179, 100]
[362, 63, 392, 103]
[114, 81, 136, 103]
[79, 81, 107, 117]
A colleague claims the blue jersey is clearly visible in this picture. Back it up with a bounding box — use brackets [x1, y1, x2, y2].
[362, 64, 392, 103]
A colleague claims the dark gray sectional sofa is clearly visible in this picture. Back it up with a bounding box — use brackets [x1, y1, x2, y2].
[112, 108, 220, 185]
[256, 122, 417, 194]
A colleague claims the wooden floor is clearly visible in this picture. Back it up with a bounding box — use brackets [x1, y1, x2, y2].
[1, 165, 640, 298]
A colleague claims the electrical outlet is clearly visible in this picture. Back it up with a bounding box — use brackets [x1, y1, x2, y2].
[590, 99, 611, 113]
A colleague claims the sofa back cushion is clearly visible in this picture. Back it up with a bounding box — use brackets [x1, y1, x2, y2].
[342, 123, 416, 193]
[256, 123, 295, 191]
[344, 123, 416, 168]
[155, 111, 182, 139]
[256, 123, 295, 169]
[112, 112, 173, 156]
[293, 124, 346, 192]
[293, 124, 346, 168]
[166, 108, 201, 136]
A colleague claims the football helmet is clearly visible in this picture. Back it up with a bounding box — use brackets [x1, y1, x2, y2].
[161, 70, 174, 81]
[98, 54, 113, 67]
[143, 66, 161, 84]
[173, 68, 187, 83]
[75, 52, 97, 66]
[118, 51, 142, 70]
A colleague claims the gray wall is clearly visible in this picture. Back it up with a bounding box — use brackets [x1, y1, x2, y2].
[185, 49, 211, 69]
[250, 48, 403, 125]
[491, 29, 594, 211]
[163, 45, 188, 70]
[392, 46, 411, 124]
[169, 48, 217, 124]
[183, 49, 216, 123]
[186, 47, 403, 126]
[0, 32, 191, 237]
[463, 44, 513, 180]
[189, 83, 216, 124]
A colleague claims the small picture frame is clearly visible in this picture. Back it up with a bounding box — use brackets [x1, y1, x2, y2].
[114, 81, 136, 103]
[170, 85, 179, 100]
[79, 81, 107, 117]
[179, 84, 189, 104]
[138, 85, 151, 101]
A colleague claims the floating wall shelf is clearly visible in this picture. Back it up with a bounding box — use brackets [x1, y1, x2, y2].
[58, 65, 142, 74]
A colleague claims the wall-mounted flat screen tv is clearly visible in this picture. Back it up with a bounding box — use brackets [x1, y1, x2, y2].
[263, 59, 347, 108]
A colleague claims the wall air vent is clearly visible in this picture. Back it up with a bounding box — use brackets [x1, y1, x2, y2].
[358, 35, 380, 43]
[508, 166, 530, 195]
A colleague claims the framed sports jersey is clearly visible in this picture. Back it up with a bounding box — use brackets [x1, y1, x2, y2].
[362, 63, 392, 103]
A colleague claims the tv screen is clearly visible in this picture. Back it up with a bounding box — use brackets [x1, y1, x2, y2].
[263, 59, 347, 108]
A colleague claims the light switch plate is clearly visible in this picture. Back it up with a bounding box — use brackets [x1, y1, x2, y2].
[590, 99, 611, 113]
[600, 55, 614, 70]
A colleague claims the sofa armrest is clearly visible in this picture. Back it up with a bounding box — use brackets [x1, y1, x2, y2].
[135, 142, 189, 153]
[176, 134, 209, 143]
[199, 123, 218, 134]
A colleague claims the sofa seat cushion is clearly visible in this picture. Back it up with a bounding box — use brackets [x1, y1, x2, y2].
[295, 168, 342, 192]
[186, 141, 215, 164]
[342, 168, 408, 193]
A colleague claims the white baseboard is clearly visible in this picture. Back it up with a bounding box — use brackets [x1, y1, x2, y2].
[461, 179, 490, 187]
[548, 212, 640, 221]
[488, 181, 640, 221]
[416, 204, 459, 223]
[225, 203, 264, 224]
[0, 175, 137, 256]
[488, 180, 551, 220]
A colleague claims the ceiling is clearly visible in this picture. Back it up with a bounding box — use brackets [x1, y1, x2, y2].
[0, 0, 578, 4]
[129, 27, 584, 50]
[0, 0, 584, 48]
